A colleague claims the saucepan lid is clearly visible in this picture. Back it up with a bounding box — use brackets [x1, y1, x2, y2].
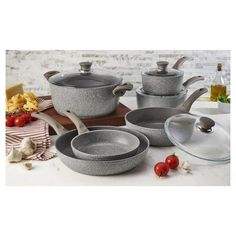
[48, 62, 122, 88]
[144, 61, 184, 77]
[164, 113, 230, 162]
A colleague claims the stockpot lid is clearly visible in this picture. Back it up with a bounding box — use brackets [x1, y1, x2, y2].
[164, 113, 230, 162]
[48, 62, 122, 88]
[144, 61, 184, 77]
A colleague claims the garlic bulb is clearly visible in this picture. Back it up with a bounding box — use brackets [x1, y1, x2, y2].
[7, 147, 23, 163]
[19, 137, 37, 156]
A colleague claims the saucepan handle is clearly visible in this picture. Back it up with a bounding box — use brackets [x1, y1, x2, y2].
[43, 71, 60, 80]
[172, 56, 193, 70]
[180, 87, 208, 112]
[182, 76, 205, 89]
[113, 82, 133, 97]
[63, 110, 89, 134]
[31, 112, 68, 135]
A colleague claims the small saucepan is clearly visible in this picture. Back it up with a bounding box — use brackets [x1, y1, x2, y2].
[136, 76, 204, 108]
[141, 57, 193, 96]
[125, 88, 208, 147]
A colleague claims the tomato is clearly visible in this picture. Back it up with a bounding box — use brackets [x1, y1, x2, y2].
[154, 162, 169, 177]
[21, 113, 32, 123]
[14, 116, 26, 127]
[6, 116, 15, 127]
[165, 153, 179, 170]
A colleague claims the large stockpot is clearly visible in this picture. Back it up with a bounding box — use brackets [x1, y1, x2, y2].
[142, 56, 193, 96]
[136, 76, 204, 108]
[125, 88, 208, 147]
[44, 62, 133, 118]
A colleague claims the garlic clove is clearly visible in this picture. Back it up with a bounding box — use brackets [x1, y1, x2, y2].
[181, 161, 191, 173]
[7, 147, 23, 163]
[19, 137, 37, 156]
[22, 162, 33, 170]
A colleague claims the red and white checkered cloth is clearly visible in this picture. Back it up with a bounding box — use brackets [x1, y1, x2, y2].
[6, 98, 56, 161]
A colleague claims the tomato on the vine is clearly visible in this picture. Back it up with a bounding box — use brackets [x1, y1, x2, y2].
[6, 116, 15, 127]
[14, 116, 26, 127]
[154, 162, 169, 177]
[165, 153, 179, 170]
[21, 113, 32, 123]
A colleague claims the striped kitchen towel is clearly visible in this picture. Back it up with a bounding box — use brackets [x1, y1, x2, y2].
[6, 98, 56, 161]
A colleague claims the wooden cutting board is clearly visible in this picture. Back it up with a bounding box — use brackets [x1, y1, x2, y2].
[40, 96, 131, 135]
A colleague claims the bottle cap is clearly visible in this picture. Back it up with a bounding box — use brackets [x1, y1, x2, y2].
[217, 63, 222, 71]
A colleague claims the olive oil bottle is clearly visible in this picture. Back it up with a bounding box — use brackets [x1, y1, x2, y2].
[210, 63, 227, 101]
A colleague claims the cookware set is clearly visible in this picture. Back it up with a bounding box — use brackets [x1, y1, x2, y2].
[31, 57, 230, 176]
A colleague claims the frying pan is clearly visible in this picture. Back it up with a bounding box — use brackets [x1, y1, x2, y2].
[31, 112, 149, 176]
[63, 111, 140, 160]
[125, 88, 208, 147]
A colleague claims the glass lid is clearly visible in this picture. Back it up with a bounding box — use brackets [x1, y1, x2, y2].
[48, 62, 121, 88]
[164, 113, 230, 162]
[144, 61, 183, 77]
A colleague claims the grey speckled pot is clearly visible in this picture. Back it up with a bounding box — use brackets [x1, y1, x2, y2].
[142, 57, 192, 96]
[126, 88, 208, 147]
[44, 63, 133, 118]
[56, 127, 149, 176]
[136, 76, 205, 108]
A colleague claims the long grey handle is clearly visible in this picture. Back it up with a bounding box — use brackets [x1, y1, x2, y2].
[44, 71, 60, 80]
[113, 82, 133, 97]
[31, 112, 68, 135]
[64, 111, 89, 134]
[182, 76, 205, 89]
[172, 56, 193, 70]
[180, 88, 208, 112]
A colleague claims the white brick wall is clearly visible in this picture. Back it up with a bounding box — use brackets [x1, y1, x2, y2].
[6, 50, 230, 96]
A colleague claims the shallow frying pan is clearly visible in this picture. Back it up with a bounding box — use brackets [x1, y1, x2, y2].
[63, 111, 140, 160]
[125, 88, 208, 147]
[31, 112, 149, 175]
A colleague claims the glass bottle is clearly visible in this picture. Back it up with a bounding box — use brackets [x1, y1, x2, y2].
[210, 63, 227, 101]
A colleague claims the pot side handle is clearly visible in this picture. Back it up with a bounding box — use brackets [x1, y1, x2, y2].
[31, 112, 68, 135]
[43, 71, 60, 80]
[182, 76, 205, 89]
[180, 87, 208, 112]
[64, 110, 89, 134]
[172, 56, 193, 70]
[113, 82, 133, 97]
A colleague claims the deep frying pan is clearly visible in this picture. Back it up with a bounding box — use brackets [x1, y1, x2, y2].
[125, 88, 208, 147]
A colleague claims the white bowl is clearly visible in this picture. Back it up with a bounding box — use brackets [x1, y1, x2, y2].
[217, 101, 230, 113]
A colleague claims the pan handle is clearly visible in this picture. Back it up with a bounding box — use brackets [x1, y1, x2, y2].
[182, 76, 205, 89]
[113, 82, 133, 97]
[43, 71, 60, 80]
[64, 111, 89, 134]
[172, 56, 193, 70]
[180, 88, 208, 112]
[31, 112, 68, 135]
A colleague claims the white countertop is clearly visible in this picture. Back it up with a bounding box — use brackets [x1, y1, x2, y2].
[6, 97, 230, 186]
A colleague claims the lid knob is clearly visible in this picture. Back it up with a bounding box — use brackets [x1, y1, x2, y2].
[156, 61, 169, 74]
[197, 116, 215, 133]
[79, 61, 92, 74]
